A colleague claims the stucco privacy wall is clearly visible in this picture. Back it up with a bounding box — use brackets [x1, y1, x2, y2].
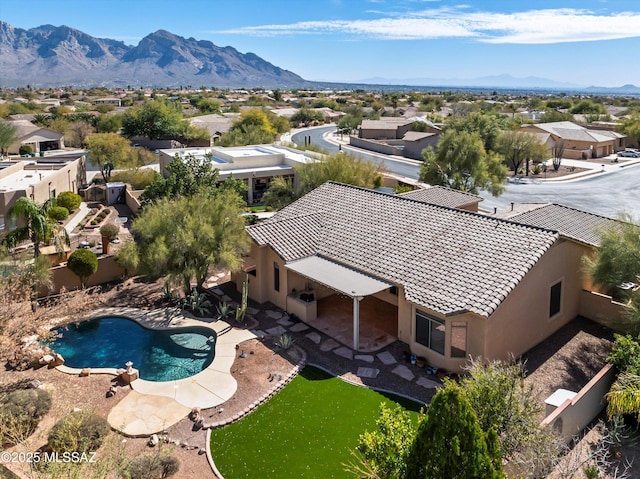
[541, 363, 615, 443]
[579, 290, 629, 328]
[46, 255, 125, 294]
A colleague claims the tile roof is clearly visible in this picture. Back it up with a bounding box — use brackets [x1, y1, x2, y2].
[247, 212, 322, 262]
[399, 186, 482, 209]
[402, 131, 438, 142]
[508, 203, 617, 247]
[247, 182, 559, 317]
[525, 121, 625, 143]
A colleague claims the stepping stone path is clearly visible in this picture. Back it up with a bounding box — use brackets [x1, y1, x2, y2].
[354, 354, 375, 363]
[222, 295, 233, 303]
[265, 326, 288, 336]
[277, 317, 294, 327]
[320, 339, 340, 352]
[251, 330, 267, 339]
[211, 287, 224, 296]
[376, 351, 397, 365]
[305, 332, 322, 344]
[416, 377, 441, 389]
[357, 367, 380, 379]
[334, 347, 354, 360]
[289, 323, 310, 333]
[246, 307, 260, 316]
[266, 310, 283, 320]
[391, 365, 415, 381]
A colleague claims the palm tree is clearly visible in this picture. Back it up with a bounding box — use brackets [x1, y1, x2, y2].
[606, 372, 640, 420]
[4, 197, 68, 258]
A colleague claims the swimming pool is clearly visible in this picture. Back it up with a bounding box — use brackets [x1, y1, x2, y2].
[49, 316, 216, 382]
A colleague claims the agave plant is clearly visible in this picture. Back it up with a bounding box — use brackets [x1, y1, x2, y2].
[276, 334, 295, 350]
[215, 302, 233, 321]
[181, 288, 212, 317]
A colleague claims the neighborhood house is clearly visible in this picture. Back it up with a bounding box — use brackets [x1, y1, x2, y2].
[234, 181, 621, 372]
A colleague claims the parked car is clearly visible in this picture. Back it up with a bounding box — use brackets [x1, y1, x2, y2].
[618, 150, 640, 158]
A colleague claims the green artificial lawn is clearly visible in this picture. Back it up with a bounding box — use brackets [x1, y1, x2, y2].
[209, 366, 423, 479]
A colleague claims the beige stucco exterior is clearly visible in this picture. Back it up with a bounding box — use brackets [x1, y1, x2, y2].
[158, 145, 311, 205]
[0, 155, 86, 234]
[521, 123, 625, 160]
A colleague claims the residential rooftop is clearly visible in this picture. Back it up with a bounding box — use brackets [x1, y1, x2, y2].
[506, 203, 618, 247]
[399, 185, 482, 209]
[247, 182, 559, 318]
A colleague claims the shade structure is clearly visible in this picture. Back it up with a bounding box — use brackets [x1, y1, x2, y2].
[285, 256, 392, 298]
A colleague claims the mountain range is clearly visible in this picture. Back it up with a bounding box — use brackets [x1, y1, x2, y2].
[0, 21, 307, 89]
[1, 21, 639, 94]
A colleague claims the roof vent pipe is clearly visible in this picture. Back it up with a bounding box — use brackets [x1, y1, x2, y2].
[511, 202, 514, 211]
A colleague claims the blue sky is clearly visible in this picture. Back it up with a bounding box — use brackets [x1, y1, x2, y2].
[2, 0, 639, 87]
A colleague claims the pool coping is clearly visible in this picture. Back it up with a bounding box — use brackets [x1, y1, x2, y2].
[54, 306, 257, 410]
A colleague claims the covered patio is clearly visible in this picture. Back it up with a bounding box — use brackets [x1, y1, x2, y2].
[285, 256, 398, 353]
[315, 294, 398, 352]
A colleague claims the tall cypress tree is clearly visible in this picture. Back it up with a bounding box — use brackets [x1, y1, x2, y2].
[404, 382, 504, 479]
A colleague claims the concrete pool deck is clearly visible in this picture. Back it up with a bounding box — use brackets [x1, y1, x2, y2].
[55, 307, 256, 436]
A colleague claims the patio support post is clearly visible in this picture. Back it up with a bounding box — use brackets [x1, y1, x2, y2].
[352, 294, 363, 351]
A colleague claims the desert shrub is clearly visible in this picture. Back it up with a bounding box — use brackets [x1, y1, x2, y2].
[0, 389, 52, 446]
[99, 222, 119, 241]
[126, 453, 180, 479]
[19, 145, 33, 155]
[48, 410, 110, 453]
[47, 206, 70, 221]
[55, 191, 82, 212]
[110, 169, 158, 190]
[67, 249, 98, 287]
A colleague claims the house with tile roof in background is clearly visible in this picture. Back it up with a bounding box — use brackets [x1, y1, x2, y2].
[520, 121, 626, 160]
[4, 119, 65, 155]
[350, 118, 442, 160]
[232, 182, 624, 372]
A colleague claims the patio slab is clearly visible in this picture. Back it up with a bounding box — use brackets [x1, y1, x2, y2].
[265, 325, 288, 336]
[305, 332, 322, 344]
[320, 339, 340, 352]
[289, 322, 310, 333]
[356, 367, 380, 379]
[391, 365, 415, 381]
[107, 391, 190, 436]
[277, 316, 294, 327]
[416, 377, 442, 389]
[266, 310, 283, 320]
[377, 351, 397, 365]
[355, 354, 374, 363]
[334, 347, 354, 360]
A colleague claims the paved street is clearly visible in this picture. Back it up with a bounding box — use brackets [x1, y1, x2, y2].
[290, 125, 640, 219]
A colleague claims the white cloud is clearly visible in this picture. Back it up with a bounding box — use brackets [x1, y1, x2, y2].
[214, 7, 640, 44]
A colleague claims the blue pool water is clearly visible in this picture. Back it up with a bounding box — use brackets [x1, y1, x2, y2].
[49, 317, 216, 382]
